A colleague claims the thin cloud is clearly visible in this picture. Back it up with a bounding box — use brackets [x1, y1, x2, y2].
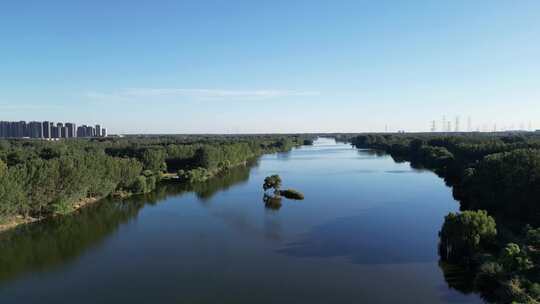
[85, 88, 320, 102]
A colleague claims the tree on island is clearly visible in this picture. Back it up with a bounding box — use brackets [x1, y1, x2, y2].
[263, 175, 282, 194]
[263, 175, 304, 200]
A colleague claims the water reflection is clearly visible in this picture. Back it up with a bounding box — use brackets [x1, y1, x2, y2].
[278, 204, 439, 264]
[439, 262, 476, 295]
[360, 149, 387, 157]
[0, 197, 144, 283]
[276, 151, 292, 160]
[263, 194, 282, 211]
[0, 162, 257, 284]
[174, 160, 257, 202]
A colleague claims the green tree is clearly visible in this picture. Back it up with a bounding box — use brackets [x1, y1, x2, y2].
[131, 176, 148, 194]
[193, 147, 213, 169]
[0, 159, 6, 175]
[499, 243, 533, 272]
[409, 138, 425, 152]
[439, 210, 497, 262]
[263, 175, 282, 193]
[141, 148, 166, 173]
[0, 160, 26, 219]
[460, 149, 540, 217]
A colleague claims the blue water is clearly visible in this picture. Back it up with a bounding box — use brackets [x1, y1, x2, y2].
[0, 138, 482, 303]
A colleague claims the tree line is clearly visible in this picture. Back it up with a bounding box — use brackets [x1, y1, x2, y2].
[348, 132, 540, 303]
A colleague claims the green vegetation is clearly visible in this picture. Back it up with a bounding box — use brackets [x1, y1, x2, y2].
[0, 135, 312, 228]
[263, 175, 282, 194]
[347, 132, 540, 303]
[439, 210, 497, 263]
[263, 174, 304, 201]
[279, 189, 305, 200]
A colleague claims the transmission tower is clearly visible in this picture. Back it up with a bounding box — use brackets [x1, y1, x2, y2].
[442, 116, 447, 133]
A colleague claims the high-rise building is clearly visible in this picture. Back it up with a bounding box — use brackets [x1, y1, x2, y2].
[0, 121, 106, 139]
[51, 125, 59, 138]
[49, 122, 55, 138]
[12, 121, 26, 137]
[85, 125, 94, 137]
[28, 121, 43, 138]
[57, 123, 64, 138]
[0, 121, 9, 138]
[77, 126, 85, 137]
[65, 123, 76, 138]
[42, 121, 51, 139]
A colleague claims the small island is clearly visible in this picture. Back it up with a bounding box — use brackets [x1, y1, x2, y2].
[263, 175, 304, 201]
[279, 189, 305, 200]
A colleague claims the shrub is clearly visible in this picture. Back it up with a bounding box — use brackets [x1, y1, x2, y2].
[49, 199, 74, 216]
[279, 189, 305, 200]
[177, 167, 211, 183]
[499, 243, 533, 272]
[131, 176, 148, 194]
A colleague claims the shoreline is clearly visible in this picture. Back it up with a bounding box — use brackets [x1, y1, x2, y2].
[0, 163, 248, 234]
[0, 197, 101, 234]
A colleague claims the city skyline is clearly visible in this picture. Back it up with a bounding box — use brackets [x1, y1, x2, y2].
[0, 120, 107, 139]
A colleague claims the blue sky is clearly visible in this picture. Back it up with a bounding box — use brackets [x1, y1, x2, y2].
[1, 0, 539, 133]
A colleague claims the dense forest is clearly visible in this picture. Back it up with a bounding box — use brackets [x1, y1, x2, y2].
[0, 135, 312, 229]
[347, 132, 540, 303]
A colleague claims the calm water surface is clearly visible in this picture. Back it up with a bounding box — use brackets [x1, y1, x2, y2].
[0, 138, 482, 303]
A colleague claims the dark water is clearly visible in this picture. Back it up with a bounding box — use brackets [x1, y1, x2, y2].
[0, 138, 482, 303]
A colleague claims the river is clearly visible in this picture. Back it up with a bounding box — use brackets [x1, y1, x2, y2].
[0, 138, 482, 303]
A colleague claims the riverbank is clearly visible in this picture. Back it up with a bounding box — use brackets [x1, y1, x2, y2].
[0, 197, 101, 233]
[0, 170, 233, 234]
